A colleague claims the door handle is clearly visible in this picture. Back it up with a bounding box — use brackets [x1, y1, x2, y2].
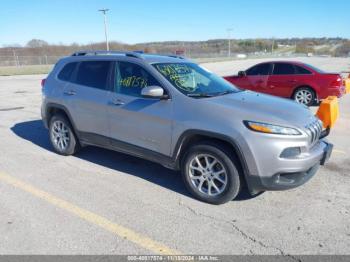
[110, 99, 125, 106]
[64, 90, 76, 96]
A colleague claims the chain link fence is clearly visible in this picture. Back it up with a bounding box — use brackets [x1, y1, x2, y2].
[0, 52, 305, 67]
[0, 55, 62, 67]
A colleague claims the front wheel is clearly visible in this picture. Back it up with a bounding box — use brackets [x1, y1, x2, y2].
[181, 142, 241, 205]
[293, 87, 315, 106]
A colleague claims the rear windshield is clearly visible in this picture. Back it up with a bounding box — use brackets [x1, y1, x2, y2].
[304, 64, 325, 73]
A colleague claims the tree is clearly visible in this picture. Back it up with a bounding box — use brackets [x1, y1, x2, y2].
[335, 41, 350, 57]
[26, 39, 49, 48]
[295, 41, 314, 54]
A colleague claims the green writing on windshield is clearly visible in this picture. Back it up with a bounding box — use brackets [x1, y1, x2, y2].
[155, 64, 197, 92]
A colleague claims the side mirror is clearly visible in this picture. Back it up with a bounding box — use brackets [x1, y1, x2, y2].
[141, 86, 167, 99]
[238, 71, 246, 77]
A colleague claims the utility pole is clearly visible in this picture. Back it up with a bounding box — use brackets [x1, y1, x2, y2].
[227, 28, 233, 57]
[12, 49, 18, 67]
[98, 9, 110, 51]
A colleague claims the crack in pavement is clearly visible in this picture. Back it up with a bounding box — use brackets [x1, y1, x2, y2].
[230, 222, 301, 262]
[178, 199, 302, 261]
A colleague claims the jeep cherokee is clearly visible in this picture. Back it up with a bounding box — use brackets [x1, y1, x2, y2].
[41, 51, 333, 204]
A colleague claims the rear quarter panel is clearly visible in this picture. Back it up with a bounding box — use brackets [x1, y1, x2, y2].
[316, 74, 342, 99]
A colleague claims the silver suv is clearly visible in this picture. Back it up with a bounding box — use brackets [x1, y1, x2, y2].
[41, 51, 333, 204]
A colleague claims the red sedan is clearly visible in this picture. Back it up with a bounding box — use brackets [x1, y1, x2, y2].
[224, 61, 345, 106]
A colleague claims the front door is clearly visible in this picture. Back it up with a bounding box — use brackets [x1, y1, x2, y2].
[245, 63, 272, 93]
[107, 61, 173, 156]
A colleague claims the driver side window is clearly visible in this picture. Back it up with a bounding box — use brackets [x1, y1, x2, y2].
[246, 63, 271, 76]
[115, 62, 161, 97]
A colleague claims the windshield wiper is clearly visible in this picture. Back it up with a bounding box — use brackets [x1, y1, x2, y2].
[215, 90, 235, 96]
[187, 93, 215, 98]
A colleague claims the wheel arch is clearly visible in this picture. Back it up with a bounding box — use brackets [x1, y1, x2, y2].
[45, 103, 79, 136]
[173, 130, 251, 182]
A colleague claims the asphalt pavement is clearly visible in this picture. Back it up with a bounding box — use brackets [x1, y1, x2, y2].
[0, 58, 349, 255]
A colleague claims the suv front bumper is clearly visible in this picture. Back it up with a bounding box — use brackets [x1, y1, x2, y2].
[247, 141, 333, 194]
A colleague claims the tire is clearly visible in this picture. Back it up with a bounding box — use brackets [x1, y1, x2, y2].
[293, 87, 315, 107]
[181, 141, 241, 205]
[49, 114, 80, 155]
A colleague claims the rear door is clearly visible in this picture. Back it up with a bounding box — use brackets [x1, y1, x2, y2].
[267, 63, 298, 97]
[245, 63, 272, 93]
[62, 60, 113, 142]
[107, 61, 173, 156]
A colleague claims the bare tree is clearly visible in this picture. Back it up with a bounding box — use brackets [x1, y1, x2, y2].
[26, 39, 49, 48]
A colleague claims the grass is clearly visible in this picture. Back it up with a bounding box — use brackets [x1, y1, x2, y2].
[0, 65, 53, 76]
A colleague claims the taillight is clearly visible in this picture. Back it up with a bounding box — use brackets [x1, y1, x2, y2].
[331, 76, 342, 87]
[41, 79, 46, 89]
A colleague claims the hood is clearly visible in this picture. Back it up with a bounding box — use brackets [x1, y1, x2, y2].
[207, 90, 316, 128]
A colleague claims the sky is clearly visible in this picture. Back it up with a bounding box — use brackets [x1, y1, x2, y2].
[0, 0, 349, 46]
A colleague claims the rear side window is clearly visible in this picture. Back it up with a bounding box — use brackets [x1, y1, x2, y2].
[246, 63, 271, 76]
[75, 61, 112, 90]
[294, 65, 312, 75]
[273, 63, 295, 75]
[58, 62, 78, 81]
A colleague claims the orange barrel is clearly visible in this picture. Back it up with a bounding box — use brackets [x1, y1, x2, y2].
[345, 78, 350, 94]
[316, 96, 339, 129]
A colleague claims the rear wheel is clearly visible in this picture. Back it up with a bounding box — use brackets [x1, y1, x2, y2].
[181, 142, 241, 205]
[293, 87, 315, 106]
[49, 114, 80, 155]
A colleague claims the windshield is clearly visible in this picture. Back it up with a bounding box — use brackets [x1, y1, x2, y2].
[153, 63, 240, 97]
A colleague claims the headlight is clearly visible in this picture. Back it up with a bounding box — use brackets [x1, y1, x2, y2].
[244, 121, 301, 135]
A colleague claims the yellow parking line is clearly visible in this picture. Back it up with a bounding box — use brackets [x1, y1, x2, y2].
[333, 149, 347, 155]
[0, 172, 180, 255]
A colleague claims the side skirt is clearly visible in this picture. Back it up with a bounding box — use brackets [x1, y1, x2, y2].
[77, 131, 177, 170]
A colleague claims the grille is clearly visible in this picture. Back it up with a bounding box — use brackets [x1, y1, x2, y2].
[305, 119, 323, 145]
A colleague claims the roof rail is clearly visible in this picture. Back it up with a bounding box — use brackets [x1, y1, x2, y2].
[71, 50, 142, 59]
[167, 55, 185, 59]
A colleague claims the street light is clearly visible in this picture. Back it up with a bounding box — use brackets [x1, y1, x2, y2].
[227, 28, 233, 57]
[98, 8, 110, 51]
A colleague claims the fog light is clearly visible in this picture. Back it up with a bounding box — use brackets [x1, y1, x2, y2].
[280, 147, 301, 158]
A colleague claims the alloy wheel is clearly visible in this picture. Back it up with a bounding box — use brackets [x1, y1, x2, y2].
[188, 154, 228, 196]
[295, 89, 313, 105]
[51, 120, 70, 151]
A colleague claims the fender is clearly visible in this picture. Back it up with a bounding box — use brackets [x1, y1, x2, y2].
[172, 129, 252, 176]
[172, 129, 265, 195]
[44, 103, 80, 138]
